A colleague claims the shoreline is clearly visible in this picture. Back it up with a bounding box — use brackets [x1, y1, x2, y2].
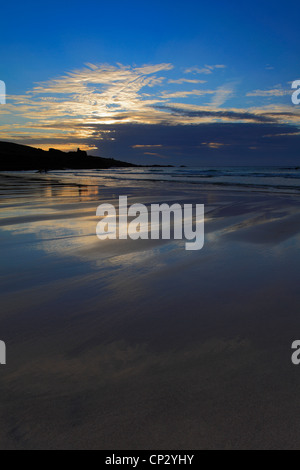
[1, 167, 300, 197]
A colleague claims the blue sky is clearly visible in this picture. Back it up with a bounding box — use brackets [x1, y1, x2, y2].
[0, 0, 299, 164]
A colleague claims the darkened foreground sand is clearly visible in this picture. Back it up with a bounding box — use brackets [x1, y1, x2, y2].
[1, 172, 300, 449]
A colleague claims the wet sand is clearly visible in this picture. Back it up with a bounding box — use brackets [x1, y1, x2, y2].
[1, 172, 300, 449]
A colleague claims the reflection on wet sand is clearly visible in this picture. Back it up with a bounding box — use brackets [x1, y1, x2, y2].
[1, 173, 300, 449]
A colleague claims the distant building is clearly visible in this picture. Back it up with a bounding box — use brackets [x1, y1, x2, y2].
[76, 148, 88, 157]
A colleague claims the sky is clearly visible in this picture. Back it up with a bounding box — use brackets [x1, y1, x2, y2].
[0, 0, 300, 165]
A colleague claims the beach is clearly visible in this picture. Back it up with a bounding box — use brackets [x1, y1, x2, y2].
[1, 169, 300, 449]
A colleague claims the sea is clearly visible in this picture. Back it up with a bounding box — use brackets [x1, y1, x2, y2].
[45, 166, 300, 195]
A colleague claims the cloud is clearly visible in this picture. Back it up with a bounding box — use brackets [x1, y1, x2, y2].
[1, 63, 176, 145]
[168, 79, 207, 84]
[155, 104, 278, 123]
[210, 65, 227, 69]
[202, 142, 230, 149]
[184, 67, 213, 75]
[161, 89, 215, 99]
[32, 63, 173, 95]
[211, 82, 236, 107]
[132, 144, 163, 148]
[184, 65, 226, 75]
[246, 88, 290, 97]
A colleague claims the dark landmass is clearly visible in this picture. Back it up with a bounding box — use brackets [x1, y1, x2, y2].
[0, 141, 136, 170]
[143, 164, 174, 168]
[0, 141, 174, 171]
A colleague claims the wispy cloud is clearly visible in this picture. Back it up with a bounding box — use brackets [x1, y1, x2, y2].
[202, 142, 230, 149]
[168, 78, 207, 84]
[211, 82, 236, 107]
[161, 89, 215, 99]
[132, 144, 163, 148]
[156, 103, 279, 123]
[184, 65, 226, 75]
[246, 87, 290, 97]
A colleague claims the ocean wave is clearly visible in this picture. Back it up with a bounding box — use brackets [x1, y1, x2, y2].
[47, 167, 300, 195]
